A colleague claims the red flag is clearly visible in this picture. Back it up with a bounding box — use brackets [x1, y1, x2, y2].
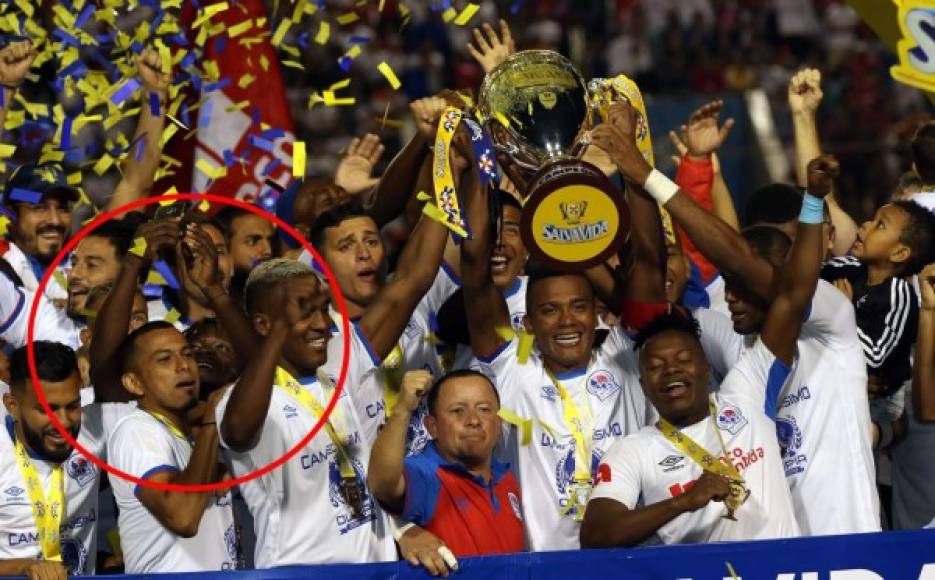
[179, 0, 297, 201]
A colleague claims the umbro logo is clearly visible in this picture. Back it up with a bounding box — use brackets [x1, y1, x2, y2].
[3, 486, 24, 498]
[658, 455, 686, 472]
[283, 405, 298, 419]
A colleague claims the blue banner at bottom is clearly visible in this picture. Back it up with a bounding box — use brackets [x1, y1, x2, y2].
[95, 530, 935, 579]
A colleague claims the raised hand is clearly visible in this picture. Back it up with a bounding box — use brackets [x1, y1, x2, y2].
[668, 127, 721, 172]
[410, 95, 450, 140]
[806, 154, 839, 198]
[0, 39, 37, 88]
[681, 100, 734, 160]
[398, 370, 433, 414]
[178, 223, 223, 299]
[137, 47, 170, 96]
[591, 101, 652, 184]
[788, 68, 823, 116]
[673, 471, 731, 513]
[134, 220, 181, 261]
[467, 19, 516, 73]
[335, 133, 386, 194]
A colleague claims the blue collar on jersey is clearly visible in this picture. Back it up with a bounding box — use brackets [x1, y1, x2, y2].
[424, 441, 511, 486]
[552, 366, 589, 381]
[5, 415, 47, 460]
[25, 253, 47, 284]
[503, 276, 522, 299]
[680, 259, 711, 310]
[296, 374, 319, 386]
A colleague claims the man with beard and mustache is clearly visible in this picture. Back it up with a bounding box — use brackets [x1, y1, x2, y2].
[107, 322, 235, 573]
[1, 45, 172, 303]
[214, 207, 276, 305]
[0, 217, 142, 352]
[0, 342, 105, 578]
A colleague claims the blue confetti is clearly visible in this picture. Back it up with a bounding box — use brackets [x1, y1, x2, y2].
[75, 4, 95, 27]
[135, 138, 146, 162]
[251, 106, 261, 126]
[180, 51, 197, 70]
[203, 78, 230, 93]
[110, 78, 141, 106]
[339, 56, 353, 72]
[9, 188, 43, 204]
[249, 135, 275, 152]
[349, 35, 371, 44]
[61, 116, 73, 150]
[261, 158, 282, 177]
[53, 29, 81, 48]
[260, 128, 285, 140]
[153, 260, 181, 290]
[198, 100, 212, 128]
[297, 31, 309, 49]
[64, 148, 84, 164]
[130, 41, 144, 55]
[180, 101, 191, 128]
[0, 206, 17, 222]
[214, 35, 227, 54]
[143, 284, 164, 298]
[222, 149, 236, 167]
[511, 0, 522, 14]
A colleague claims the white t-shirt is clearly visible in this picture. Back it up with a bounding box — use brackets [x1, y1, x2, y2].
[215, 373, 395, 568]
[1, 240, 68, 303]
[477, 324, 653, 551]
[693, 306, 744, 386]
[591, 339, 800, 544]
[108, 410, 237, 574]
[0, 408, 105, 575]
[0, 270, 81, 350]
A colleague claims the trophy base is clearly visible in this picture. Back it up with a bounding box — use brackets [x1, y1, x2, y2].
[519, 159, 630, 272]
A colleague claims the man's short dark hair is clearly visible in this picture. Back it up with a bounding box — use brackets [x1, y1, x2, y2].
[120, 320, 178, 374]
[427, 369, 500, 416]
[10, 341, 78, 392]
[741, 225, 792, 268]
[308, 201, 373, 250]
[214, 206, 256, 242]
[911, 121, 935, 183]
[85, 213, 146, 257]
[633, 310, 701, 352]
[892, 200, 935, 275]
[744, 183, 803, 227]
[525, 260, 592, 311]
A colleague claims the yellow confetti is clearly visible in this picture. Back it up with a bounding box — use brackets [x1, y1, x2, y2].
[453, 3, 480, 25]
[260, 54, 269, 72]
[293, 141, 306, 178]
[196, 158, 226, 179]
[129, 237, 148, 258]
[165, 308, 182, 324]
[52, 270, 67, 292]
[377, 61, 401, 90]
[0, 216, 9, 237]
[225, 100, 251, 112]
[193, 2, 229, 28]
[271, 18, 291, 46]
[330, 78, 351, 90]
[281, 60, 305, 70]
[726, 562, 739, 580]
[198, 199, 211, 212]
[442, 7, 457, 22]
[336, 12, 359, 25]
[227, 19, 253, 37]
[238, 74, 256, 88]
[0, 144, 15, 159]
[315, 21, 330, 44]
[92, 155, 114, 176]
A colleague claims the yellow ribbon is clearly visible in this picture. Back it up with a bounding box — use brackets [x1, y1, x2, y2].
[544, 366, 596, 520]
[497, 409, 557, 447]
[657, 399, 743, 483]
[273, 366, 356, 479]
[495, 327, 535, 364]
[431, 107, 468, 238]
[145, 411, 190, 444]
[381, 343, 405, 419]
[14, 439, 64, 562]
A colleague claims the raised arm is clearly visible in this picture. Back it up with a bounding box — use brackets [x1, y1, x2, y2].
[466, 19, 516, 73]
[0, 39, 36, 136]
[358, 155, 449, 360]
[368, 370, 433, 512]
[789, 68, 857, 256]
[335, 133, 385, 198]
[105, 49, 169, 212]
[90, 221, 179, 402]
[592, 102, 666, 305]
[913, 264, 935, 421]
[461, 161, 512, 359]
[139, 390, 226, 538]
[760, 156, 839, 366]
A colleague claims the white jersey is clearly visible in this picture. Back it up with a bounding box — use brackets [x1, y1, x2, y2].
[693, 306, 744, 386]
[1, 240, 68, 303]
[108, 410, 236, 574]
[0, 270, 81, 350]
[215, 372, 395, 568]
[0, 408, 105, 575]
[477, 325, 653, 551]
[591, 339, 800, 544]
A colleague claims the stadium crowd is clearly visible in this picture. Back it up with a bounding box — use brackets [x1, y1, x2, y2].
[2, 3, 935, 579]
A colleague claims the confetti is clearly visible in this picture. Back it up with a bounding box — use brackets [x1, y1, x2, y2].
[153, 260, 181, 289]
[238, 74, 256, 88]
[129, 237, 148, 258]
[442, 7, 457, 22]
[293, 141, 306, 177]
[377, 61, 401, 90]
[0, 144, 16, 159]
[165, 308, 182, 324]
[196, 158, 226, 179]
[336, 12, 359, 25]
[193, 2, 230, 29]
[110, 78, 141, 106]
[227, 19, 253, 37]
[453, 3, 480, 25]
[271, 19, 291, 47]
[315, 21, 330, 44]
[198, 199, 211, 212]
[9, 188, 42, 204]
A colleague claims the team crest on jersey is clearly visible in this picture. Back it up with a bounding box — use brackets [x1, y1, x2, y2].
[224, 523, 238, 561]
[510, 312, 526, 330]
[586, 370, 620, 402]
[66, 455, 95, 489]
[540, 385, 558, 402]
[776, 416, 807, 476]
[404, 319, 422, 340]
[328, 456, 376, 534]
[507, 492, 523, 521]
[3, 486, 25, 499]
[406, 401, 432, 457]
[282, 404, 299, 419]
[555, 446, 603, 516]
[715, 405, 748, 435]
[61, 538, 87, 575]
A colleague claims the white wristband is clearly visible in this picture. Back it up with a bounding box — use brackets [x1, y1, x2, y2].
[390, 516, 416, 541]
[642, 169, 680, 205]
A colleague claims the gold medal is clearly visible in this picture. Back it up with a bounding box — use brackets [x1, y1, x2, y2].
[723, 479, 750, 521]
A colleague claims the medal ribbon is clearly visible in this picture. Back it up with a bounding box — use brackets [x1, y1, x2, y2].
[381, 343, 405, 418]
[461, 116, 501, 187]
[145, 411, 192, 445]
[14, 439, 64, 561]
[432, 107, 469, 238]
[273, 366, 356, 480]
[656, 399, 743, 483]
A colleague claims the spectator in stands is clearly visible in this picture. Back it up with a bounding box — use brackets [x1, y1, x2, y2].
[369, 369, 524, 567]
